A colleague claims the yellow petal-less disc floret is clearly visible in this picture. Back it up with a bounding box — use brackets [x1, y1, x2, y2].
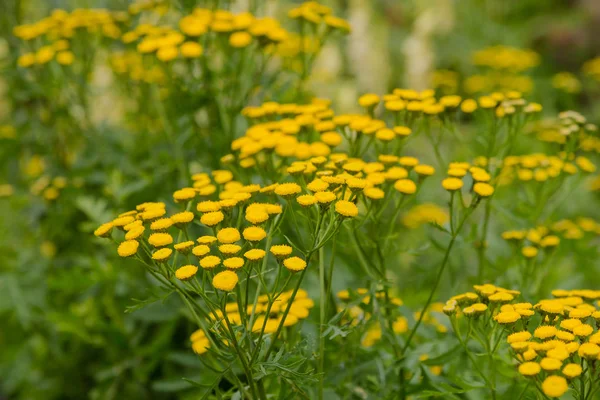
[473, 182, 494, 197]
[200, 255, 221, 269]
[442, 177, 463, 191]
[243, 226, 267, 242]
[94, 222, 113, 238]
[192, 245, 211, 257]
[152, 248, 173, 262]
[562, 363, 582, 378]
[275, 183, 302, 198]
[297, 194, 317, 207]
[201, 211, 225, 227]
[148, 233, 174, 248]
[394, 179, 417, 194]
[244, 249, 266, 261]
[217, 228, 241, 244]
[541, 375, 568, 398]
[518, 362, 540, 376]
[171, 211, 194, 226]
[283, 256, 307, 272]
[174, 241, 195, 253]
[176, 265, 198, 280]
[315, 191, 337, 204]
[212, 270, 238, 291]
[271, 245, 292, 258]
[118, 240, 139, 257]
[223, 257, 245, 270]
[335, 200, 358, 218]
[150, 218, 173, 231]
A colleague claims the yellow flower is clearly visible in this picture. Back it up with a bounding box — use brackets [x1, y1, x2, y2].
[148, 233, 173, 247]
[494, 311, 520, 324]
[507, 331, 532, 343]
[275, 183, 302, 198]
[173, 188, 196, 202]
[358, 93, 380, 108]
[229, 31, 252, 48]
[364, 187, 385, 200]
[17, 53, 36, 67]
[197, 201, 221, 213]
[157, 46, 178, 62]
[243, 226, 267, 242]
[174, 241, 195, 253]
[297, 194, 317, 207]
[201, 211, 224, 226]
[518, 362, 540, 376]
[562, 363, 582, 378]
[307, 178, 329, 193]
[56, 51, 74, 65]
[394, 179, 417, 194]
[198, 235, 217, 245]
[283, 256, 307, 272]
[118, 240, 139, 257]
[180, 41, 203, 58]
[244, 249, 266, 261]
[246, 209, 269, 224]
[314, 191, 336, 204]
[223, 257, 245, 270]
[175, 265, 198, 280]
[94, 222, 113, 238]
[171, 211, 194, 226]
[335, 200, 358, 218]
[200, 255, 221, 269]
[152, 248, 172, 262]
[577, 342, 599, 358]
[414, 164, 435, 176]
[213, 270, 238, 291]
[541, 375, 568, 398]
[271, 245, 292, 258]
[540, 357, 562, 371]
[125, 226, 145, 240]
[473, 182, 494, 197]
[217, 228, 241, 244]
[521, 246, 538, 258]
[460, 99, 477, 113]
[442, 177, 463, 191]
[573, 324, 593, 338]
[150, 218, 173, 231]
[534, 325, 557, 339]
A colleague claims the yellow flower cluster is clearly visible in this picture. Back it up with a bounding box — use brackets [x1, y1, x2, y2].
[441, 162, 495, 197]
[29, 175, 80, 202]
[530, 111, 598, 150]
[497, 152, 596, 185]
[447, 285, 600, 398]
[15, 9, 126, 67]
[472, 46, 540, 72]
[502, 217, 600, 258]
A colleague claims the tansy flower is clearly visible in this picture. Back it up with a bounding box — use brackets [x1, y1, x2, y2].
[212, 270, 238, 291]
[507, 331, 532, 343]
[573, 324, 593, 338]
[275, 183, 302, 198]
[494, 311, 520, 324]
[271, 245, 292, 258]
[148, 233, 173, 247]
[180, 41, 203, 58]
[223, 257, 244, 270]
[315, 191, 336, 204]
[94, 222, 114, 238]
[118, 240, 139, 257]
[244, 249, 266, 261]
[307, 179, 329, 193]
[394, 179, 417, 194]
[246, 209, 269, 224]
[243, 226, 267, 242]
[201, 211, 224, 227]
[192, 245, 211, 257]
[541, 375, 568, 398]
[197, 201, 221, 213]
[176, 265, 198, 280]
[171, 211, 194, 227]
[414, 164, 435, 176]
[364, 187, 385, 200]
[229, 31, 252, 48]
[152, 248, 172, 262]
[346, 177, 367, 190]
[577, 342, 599, 358]
[150, 218, 173, 231]
[335, 200, 358, 218]
[534, 326, 557, 339]
[518, 362, 540, 376]
[297, 194, 317, 207]
[522, 246, 538, 258]
[198, 235, 217, 244]
[283, 256, 307, 272]
[174, 241, 195, 253]
[113, 216, 135, 228]
[358, 93, 380, 108]
[217, 228, 241, 244]
[173, 188, 196, 202]
[540, 357, 562, 371]
[473, 182, 494, 197]
[200, 255, 221, 269]
[442, 177, 463, 191]
[562, 363, 582, 378]
[219, 244, 241, 254]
